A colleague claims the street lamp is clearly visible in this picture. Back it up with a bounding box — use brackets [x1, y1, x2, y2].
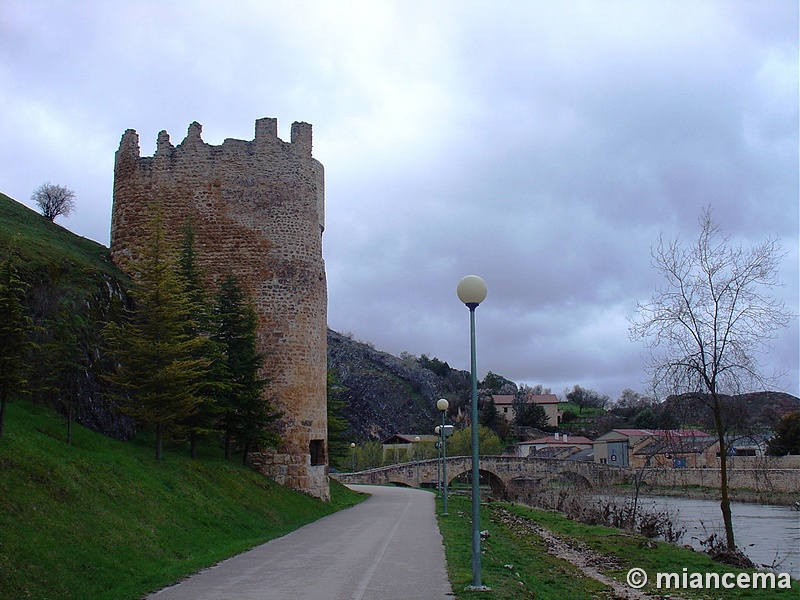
[437, 398, 449, 515]
[350, 442, 356, 473]
[457, 275, 490, 591]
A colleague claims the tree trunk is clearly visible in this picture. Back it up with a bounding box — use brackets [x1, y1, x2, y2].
[719, 448, 735, 548]
[242, 441, 250, 466]
[225, 430, 232, 461]
[190, 431, 197, 459]
[712, 395, 736, 549]
[632, 465, 647, 527]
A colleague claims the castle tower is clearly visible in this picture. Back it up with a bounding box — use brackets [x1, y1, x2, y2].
[111, 118, 329, 501]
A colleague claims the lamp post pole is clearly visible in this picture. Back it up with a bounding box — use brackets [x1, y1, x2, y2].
[437, 399, 449, 515]
[457, 275, 489, 591]
[414, 436, 420, 487]
[435, 426, 442, 497]
[350, 442, 356, 473]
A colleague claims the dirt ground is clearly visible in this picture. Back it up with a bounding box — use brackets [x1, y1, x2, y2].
[492, 506, 687, 600]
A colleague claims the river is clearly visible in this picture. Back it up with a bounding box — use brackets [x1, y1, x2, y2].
[637, 495, 799, 579]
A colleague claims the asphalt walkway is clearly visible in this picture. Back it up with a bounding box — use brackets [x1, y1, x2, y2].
[149, 485, 454, 599]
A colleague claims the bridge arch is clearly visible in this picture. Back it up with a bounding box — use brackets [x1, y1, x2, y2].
[554, 470, 593, 489]
[446, 462, 506, 497]
[387, 479, 412, 488]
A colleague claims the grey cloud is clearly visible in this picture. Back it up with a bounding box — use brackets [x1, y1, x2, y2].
[1, 0, 796, 401]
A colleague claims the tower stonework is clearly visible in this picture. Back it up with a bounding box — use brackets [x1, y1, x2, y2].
[111, 118, 329, 501]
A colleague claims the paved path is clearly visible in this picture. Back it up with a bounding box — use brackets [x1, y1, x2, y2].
[149, 485, 454, 600]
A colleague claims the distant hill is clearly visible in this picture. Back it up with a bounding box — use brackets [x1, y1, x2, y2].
[662, 391, 799, 432]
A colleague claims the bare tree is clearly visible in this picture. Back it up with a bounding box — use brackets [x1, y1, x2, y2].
[31, 182, 76, 221]
[629, 206, 793, 551]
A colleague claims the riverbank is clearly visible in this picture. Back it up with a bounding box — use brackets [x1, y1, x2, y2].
[437, 495, 798, 599]
[617, 483, 800, 506]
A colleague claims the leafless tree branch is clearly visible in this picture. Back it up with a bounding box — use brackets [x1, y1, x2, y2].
[31, 182, 76, 221]
[629, 205, 794, 550]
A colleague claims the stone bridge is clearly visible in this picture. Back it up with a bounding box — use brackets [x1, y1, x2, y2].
[332, 456, 630, 497]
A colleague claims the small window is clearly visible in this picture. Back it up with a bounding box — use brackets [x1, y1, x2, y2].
[310, 439, 326, 466]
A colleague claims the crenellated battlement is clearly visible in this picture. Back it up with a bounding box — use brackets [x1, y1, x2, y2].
[117, 117, 314, 162]
[110, 117, 329, 501]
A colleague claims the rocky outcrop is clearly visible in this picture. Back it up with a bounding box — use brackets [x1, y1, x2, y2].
[327, 329, 467, 441]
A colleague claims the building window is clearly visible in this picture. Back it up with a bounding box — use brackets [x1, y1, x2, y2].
[309, 439, 326, 466]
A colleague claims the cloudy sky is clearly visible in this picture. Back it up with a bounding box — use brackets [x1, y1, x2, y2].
[2, 1, 797, 401]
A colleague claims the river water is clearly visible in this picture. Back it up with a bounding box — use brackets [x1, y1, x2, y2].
[637, 495, 799, 579]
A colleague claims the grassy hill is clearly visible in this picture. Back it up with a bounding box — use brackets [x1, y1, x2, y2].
[0, 192, 134, 438]
[0, 192, 119, 281]
[0, 400, 364, 599]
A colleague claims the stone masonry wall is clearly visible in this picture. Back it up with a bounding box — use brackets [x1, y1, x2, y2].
[111, 117, 329, 501]
[643, 467, 799, 493]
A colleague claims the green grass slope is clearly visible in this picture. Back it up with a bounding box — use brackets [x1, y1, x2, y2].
[0, 192, 120, 280]
[0, 401, 365, 599]
[0, 192, 134, 438]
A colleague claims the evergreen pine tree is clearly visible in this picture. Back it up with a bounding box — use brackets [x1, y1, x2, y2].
[177, 224, 223, 458]
[104, 218, 210, 460]
[46, 305, 88, 445]
[480, 398, 500, 430]
[0, 251, 34, 438]
[767, 412, 800, 456]
[212, 271, 280, 463]
[514, 402, 549, 429]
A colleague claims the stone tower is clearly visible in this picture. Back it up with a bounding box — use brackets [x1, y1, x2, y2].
[111, 117, 329, 501]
